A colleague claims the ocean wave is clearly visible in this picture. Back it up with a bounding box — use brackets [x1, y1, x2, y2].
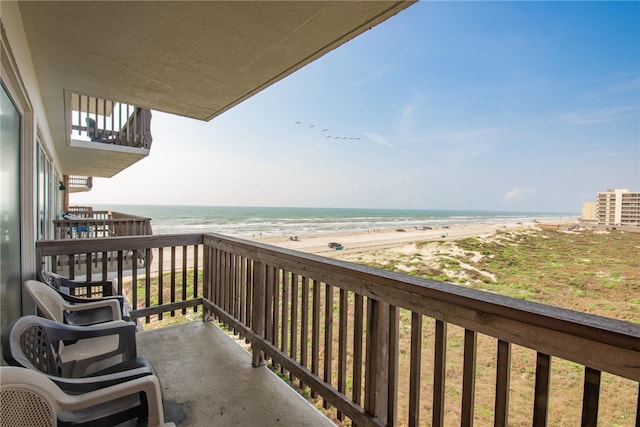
[112, 205, 576, 236]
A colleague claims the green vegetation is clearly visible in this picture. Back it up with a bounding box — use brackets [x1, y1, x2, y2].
[123, 269, 203, 328]
[345, 229, 640, 323]
[334, 228, 639, 425]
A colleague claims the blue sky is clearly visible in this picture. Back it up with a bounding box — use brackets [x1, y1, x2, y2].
[73, 1, 640, 213]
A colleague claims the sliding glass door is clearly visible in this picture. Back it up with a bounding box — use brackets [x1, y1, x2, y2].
[1, 83, 22, 332]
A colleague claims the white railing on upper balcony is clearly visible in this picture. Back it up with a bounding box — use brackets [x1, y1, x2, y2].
[70, 93, 152, 149]
[67, 176, 93, 192]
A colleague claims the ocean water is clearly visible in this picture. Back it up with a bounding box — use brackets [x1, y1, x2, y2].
[95, 205, 577, 237]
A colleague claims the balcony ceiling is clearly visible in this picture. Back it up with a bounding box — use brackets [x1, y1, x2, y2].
[17, 1, 413, 176]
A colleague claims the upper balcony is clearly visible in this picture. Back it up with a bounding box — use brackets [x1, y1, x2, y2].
[53, 207, 152, 240]
[67, 176, 93, 193]
[34, 233, 640, 426]
[61, 92, 152, 178]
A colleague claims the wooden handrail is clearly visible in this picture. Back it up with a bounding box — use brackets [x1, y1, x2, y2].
[201, 234, 639, 369]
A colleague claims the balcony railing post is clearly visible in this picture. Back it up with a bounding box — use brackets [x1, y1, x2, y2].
[252, 261, 266, 367]
[202, 244, 212, 322]
[364, 298, 390, 424]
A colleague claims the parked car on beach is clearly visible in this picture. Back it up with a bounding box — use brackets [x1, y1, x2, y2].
[328, 242, 343, 249]
[416, 226, 432, 230]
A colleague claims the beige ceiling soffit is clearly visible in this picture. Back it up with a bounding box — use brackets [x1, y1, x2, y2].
[204, 1, 414, 121]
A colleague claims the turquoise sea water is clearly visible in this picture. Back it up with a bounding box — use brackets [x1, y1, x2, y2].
[94, 205, 577, 237]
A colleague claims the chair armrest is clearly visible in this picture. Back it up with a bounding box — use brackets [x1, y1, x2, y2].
[60, 293, 119, 304]
[59, 293, 130, 320]
[62, 298, 122, 322]
[51, 363, 155, 393]
[50, 319, 135, 339]
[58, 375, 172, 427]
[45, 319, 137, 360]
[3, 316, 139, 380]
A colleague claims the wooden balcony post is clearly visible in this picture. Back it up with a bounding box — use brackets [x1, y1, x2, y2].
[387, 305, 399, 426]
[461, 329, 478, 425]
[202, 244, 212, 322]
[62, 175, 69, 212]
[495, 340, 512, 427]
[581, 367, 601, 427]
[364, 298, 390, 423]
[252, 261, 266, 367]
[432, 319, 447, 427]
[533, 352, 551, 427]
[408, 312, 423, 427]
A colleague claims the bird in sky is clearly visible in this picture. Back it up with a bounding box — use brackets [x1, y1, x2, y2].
[295, 121, 363, 142]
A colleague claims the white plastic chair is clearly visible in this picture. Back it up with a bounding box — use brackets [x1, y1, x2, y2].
[39, 270, 130, 321]
[24, 279, 122, 326]
[0, 366, 175, 426]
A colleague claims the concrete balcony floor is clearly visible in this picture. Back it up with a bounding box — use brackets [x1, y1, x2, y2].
[136, 320, 335, 427]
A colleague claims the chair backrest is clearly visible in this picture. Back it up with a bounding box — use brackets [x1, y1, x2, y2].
[40, 269, 117, 298]
[19, 323, 61, 375]
[24, 280, 65, 323]
[0, 366, 58, 426]
[40, 270, 64, 290]
[3, 315, 62, 377]
[85, 116, 98, 140]
[1, 366, 174, 427]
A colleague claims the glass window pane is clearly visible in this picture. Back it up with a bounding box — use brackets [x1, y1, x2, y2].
[0, 84, 23, 332]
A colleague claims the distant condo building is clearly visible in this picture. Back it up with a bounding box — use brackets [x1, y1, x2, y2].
[581, 202, 597, 222]
[594, 188, 640, 226]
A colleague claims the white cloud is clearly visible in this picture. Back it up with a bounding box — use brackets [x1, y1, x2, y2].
[608, 76, 640, 93]
[351, 64, 396, 89]
[363, 131, 406, 153]
[503, 187, 535, 202]
[400, 104, 416, 134]
[557, 105, 637, 125]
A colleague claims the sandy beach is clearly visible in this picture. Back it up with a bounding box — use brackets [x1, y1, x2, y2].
[145, 219, 573, 273]
[250, 221, 537, 256]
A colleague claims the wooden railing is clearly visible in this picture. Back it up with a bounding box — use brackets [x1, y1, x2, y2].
[36, 235, 203, 323]
[35, 234, 640, 426]
[70, 93, 152, 149]
[53, 210, 152, 239]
